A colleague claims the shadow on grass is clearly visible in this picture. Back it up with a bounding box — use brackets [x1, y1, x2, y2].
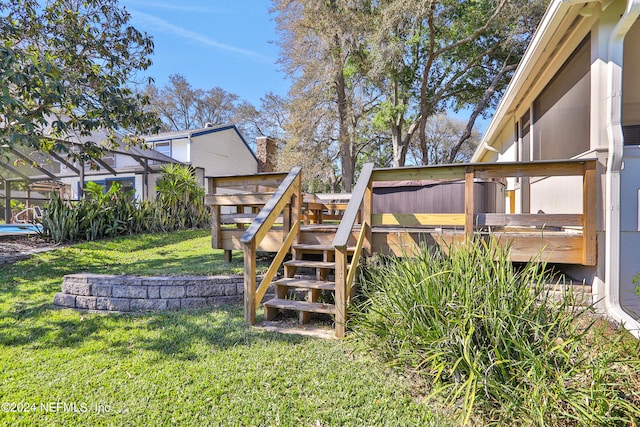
[0, 302, 308, 359]
[72, 229, 211, 253]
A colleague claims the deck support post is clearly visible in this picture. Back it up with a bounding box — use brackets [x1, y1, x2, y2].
[363, 178, 373, 255]
[465, 167, 475, 240]
[243, 240, 257, 324]
[334, 247, 347, 338]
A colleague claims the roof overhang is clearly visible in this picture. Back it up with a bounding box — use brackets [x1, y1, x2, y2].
[471, 0, 599, 162]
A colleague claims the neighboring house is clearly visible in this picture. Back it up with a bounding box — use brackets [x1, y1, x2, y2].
[142, 124, 259, 195]
[472, 0, 640, 334]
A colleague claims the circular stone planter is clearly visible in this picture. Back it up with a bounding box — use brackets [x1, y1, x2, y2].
[53, 273, 252, 312]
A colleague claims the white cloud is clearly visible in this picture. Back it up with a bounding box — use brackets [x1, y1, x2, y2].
[130, 10, 274, 64]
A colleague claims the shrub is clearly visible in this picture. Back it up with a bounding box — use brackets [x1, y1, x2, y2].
[352, 238, 640, 426]
[155, 163, 209, 229]
[40, 165, 210, 243]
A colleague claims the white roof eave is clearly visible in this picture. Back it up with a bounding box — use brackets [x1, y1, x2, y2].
[471, 0, 580, 162]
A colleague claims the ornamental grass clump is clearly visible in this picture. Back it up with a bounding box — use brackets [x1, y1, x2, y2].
[352, 237, 640, 426]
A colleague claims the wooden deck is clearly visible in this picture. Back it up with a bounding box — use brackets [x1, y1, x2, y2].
[205, 159, 597, 337]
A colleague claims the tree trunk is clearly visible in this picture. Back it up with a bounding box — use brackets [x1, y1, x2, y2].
[448, 63, 517, 163]
[336, 66, 354, 191]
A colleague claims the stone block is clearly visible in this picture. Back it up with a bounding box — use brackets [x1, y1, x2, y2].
[223, 283, 238, 296]
[75, 296, 97, 310]
[130, 299, 167, 311]
[61, 280, 92, 296]
[96, 297, 131, 312]
[112, 285, 146, 299]
[160, 286, 185, 299]
[53, 293, 76, 308]
[236, 282, 244, 295]
[146, 286, 160, 299]
[180, 297, 207, 309]
[92, 284, 112, 297]
[84, 274, 124, 285]
[186, 283, 223, 297]
[208, 296, 241, 305]
[167, 299, 181, 310]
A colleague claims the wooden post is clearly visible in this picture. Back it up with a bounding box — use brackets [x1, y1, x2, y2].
[143, 158, 149, 200]
[363, 177, 373, 254]
[582, 161, 597, 265]
[4, 181, 11, 224]
[208, 178, 222, 250]
[334, 247, 347, 338]
[465, 167, 475, 240]
[243, 240, 257, 324]
[521, 177, 531, 214]
[291, 173, 302, 258]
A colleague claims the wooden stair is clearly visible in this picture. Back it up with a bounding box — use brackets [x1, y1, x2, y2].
[262, 235, 355, 324]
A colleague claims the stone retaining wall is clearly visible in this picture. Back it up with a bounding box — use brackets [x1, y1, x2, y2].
[54, 273, 253, 312]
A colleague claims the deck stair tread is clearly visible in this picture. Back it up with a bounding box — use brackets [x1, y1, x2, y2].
[221, 213, 284, 224]
[301, 224, 341, 232]
[274, 278, 335, 291]
[293, 244, 355, 252]
[263, 298, 336, 314]
[284, 260, 336, 269]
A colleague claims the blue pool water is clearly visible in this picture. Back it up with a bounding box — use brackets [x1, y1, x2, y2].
[0, 224, 43, 234]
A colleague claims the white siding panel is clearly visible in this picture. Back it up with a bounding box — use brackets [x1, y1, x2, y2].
[171, 139, 189, 163]
[529, 175, 583, 214]
[191, 129, 257, 176]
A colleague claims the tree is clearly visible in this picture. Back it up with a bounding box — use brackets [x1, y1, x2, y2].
[272, 0, 379, 191]
[369, 0, 546, 166]
[144, 74, 243, 132]
[407, 114, 480, 165]
[143, 74, 265, 149]
[0, 0, 160, 160]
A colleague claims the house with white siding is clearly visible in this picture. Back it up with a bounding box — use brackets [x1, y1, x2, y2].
[142, 124, 258, 195]
[472, 0, 640, 336]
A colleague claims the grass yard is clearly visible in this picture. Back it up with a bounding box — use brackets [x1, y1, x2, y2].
[0, 230, 437, 426]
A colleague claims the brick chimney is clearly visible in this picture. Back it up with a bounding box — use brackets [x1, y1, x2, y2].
[256, 136, 277, 173]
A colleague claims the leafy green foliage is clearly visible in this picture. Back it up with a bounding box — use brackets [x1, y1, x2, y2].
[352, 238, 640, 426]
[0, 0, 160, 161]
[155, 163, 209, 229]
[40, 165, 210, 243]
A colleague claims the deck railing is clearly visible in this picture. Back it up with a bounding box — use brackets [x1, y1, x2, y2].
[206, 171, 289, 261]
[331, 159, 597, 335]
[223, 159, 596, 335]
[239, 167, 302, 324]
[367, 159, 597, 264]
[332, 163, 374, 337]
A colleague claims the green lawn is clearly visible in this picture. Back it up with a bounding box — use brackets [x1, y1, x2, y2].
[0, 230, 437, 426]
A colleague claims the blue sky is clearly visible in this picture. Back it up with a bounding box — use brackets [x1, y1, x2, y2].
[121, 0, 289, 107]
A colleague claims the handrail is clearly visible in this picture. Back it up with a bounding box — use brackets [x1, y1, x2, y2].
[241, 166, 302, 324]
[371, 158, 594, 181]
[333, 163, 374, 337]
[369, 159, 597, 265]
[241, 166, 302, 245]
[333, 163, 374, 249]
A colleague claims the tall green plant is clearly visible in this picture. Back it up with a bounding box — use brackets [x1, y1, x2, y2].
[352, 238, 640, 426]
[156, 164, 208, 229]
[41, 165, 210, 243]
